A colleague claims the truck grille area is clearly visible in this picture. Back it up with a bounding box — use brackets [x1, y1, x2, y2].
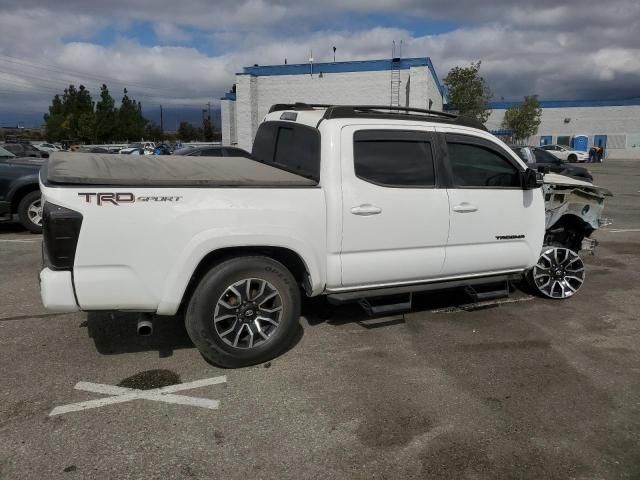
[42, 202, 83, 270]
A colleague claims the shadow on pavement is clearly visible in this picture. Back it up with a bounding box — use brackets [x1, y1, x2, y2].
[86, 312, 194, 358]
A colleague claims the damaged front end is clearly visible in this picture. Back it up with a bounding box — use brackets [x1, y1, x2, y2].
[543, 173, 612, 254]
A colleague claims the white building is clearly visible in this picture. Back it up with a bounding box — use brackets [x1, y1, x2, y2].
[486, 99, 640, 159]
[221, 57, 445, 151]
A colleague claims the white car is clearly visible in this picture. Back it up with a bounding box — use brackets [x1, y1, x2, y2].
[38, 104, 608, 368]
[33, 142, 61, 153]
[540, 144, 589, 163]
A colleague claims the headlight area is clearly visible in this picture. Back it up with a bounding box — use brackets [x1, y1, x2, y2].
[42, 202, 83, 271]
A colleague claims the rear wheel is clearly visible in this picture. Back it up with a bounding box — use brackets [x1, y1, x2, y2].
[185, 256, 301, 368]
[528, 246, 585, 299]
[17, 190, 43, 233]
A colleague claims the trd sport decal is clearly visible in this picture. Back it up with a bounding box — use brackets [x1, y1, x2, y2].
[495, 234, 525, 240]
[78, 193, 183, 205]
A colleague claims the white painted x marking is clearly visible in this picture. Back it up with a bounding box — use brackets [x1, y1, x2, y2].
[49, 376, 227, 416]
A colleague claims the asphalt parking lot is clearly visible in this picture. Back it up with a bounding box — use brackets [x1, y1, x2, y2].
[1, 160, 639, 479]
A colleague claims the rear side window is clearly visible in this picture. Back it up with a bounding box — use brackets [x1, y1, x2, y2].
[353, 130, 435, 187]
[447, 142, 520, 188]
[252, 122, 320, 181]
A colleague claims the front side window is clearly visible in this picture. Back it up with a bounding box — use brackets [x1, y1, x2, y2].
[353, 130, 435, 187]
[201, 149, 224, 157]
[447, 142, 521, 188]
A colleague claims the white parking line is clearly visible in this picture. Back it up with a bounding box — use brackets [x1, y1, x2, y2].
[49, 376, 227, 416]
[603, 228, 640, 233]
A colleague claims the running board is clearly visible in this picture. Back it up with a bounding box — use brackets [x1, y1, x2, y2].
[327, 273, 522, 305]
[358, 293, 412, 316]
[464, 282, 510, 303]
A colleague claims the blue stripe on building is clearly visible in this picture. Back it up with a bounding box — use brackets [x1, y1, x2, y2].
[234, 57, 445, 98]
[488, 98, 640, 109]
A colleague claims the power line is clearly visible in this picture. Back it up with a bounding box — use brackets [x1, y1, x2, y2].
[0, 53, 184, 94]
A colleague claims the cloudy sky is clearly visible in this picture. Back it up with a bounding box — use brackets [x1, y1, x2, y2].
[0, 0, 639, 126]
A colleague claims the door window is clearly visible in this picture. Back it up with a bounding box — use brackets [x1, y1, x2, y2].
[447, 142, 521, 188]
[353, 130, 435, 187]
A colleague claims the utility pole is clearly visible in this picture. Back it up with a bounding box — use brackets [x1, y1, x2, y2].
[159, 104, 164, 140]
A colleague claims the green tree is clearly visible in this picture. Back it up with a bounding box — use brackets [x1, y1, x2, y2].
[117, 89, 147, 141]
[203, 117, 214, 142]
[178, 121, 202, 142]
[43, 94, 65, 141]
[443, 61, 492, 124]
[144, 122, 163, 141]
[95, 84, 117, 143]
[502, 95, 542, 143]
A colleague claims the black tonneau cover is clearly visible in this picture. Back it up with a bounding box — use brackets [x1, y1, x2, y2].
[45, 153, 317, 187]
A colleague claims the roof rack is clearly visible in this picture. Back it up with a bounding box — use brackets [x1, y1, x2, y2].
[267, 103, 486, 131]
[268, 103, 333, 113]
[323, 105, 486, 130]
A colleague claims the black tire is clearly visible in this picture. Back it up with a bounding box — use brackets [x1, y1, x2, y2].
[17, 190, 43, 233]
[185, 256, 301, 368]
[568, 154, 577, 162]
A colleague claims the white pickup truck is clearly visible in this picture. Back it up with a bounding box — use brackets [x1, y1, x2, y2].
[39, 104, 609, 367]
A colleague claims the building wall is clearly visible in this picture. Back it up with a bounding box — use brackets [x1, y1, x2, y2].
[487, 105, 640, 159]
[226, 66, 442, 151]
[220, 99, 233, 146]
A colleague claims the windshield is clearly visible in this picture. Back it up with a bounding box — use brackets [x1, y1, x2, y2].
[0, 146, 16, 158]
[128, 143, 143, 149]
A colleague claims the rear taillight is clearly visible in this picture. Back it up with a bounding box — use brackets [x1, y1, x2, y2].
[43, 202, 82, 270]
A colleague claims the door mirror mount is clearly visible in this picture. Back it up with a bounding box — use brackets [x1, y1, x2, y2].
[522, 168, 544, 189]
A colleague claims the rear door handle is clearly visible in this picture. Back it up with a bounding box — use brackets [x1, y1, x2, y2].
[351, 204, 382, 216]
[452, 203, 478, 213]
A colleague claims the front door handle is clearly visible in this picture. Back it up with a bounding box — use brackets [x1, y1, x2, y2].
[452, 203, 478, 213]
[351, 204, 382, 216]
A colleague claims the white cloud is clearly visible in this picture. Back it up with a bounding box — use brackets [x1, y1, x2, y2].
[0, 0, 638, 119]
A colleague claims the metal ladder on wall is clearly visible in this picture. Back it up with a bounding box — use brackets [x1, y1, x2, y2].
[390, 40, 402, 108]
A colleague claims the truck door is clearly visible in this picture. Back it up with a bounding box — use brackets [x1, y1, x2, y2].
[440, 133, 544, 277]
[339, 126, 450, 288]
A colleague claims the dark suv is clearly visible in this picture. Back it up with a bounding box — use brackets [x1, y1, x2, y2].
[0, 145, 45, 232]
[1, 142, 49, 159]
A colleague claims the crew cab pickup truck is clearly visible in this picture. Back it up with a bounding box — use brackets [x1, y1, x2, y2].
[40, 104, 600, 367]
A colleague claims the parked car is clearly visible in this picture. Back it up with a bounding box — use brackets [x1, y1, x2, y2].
[33, 142, 62, 153]
[153, 144, 173, 155]
[83, 147, 113, 154]
[38, 104, 610, 368]
[540, 144, 588, 163]
[2, 142, 49, 158]
[510, 145, 593, 182]
[119, 142, 155, 155]
[173, 145, 251, 157]
[0, 145, 44, 232]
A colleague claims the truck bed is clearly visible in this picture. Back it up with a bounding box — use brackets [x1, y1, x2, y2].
[45, 153, 317, 187]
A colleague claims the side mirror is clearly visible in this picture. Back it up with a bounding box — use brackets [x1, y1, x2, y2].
[522, 168, 544, 190]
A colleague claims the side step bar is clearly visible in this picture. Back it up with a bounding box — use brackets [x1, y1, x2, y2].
[327, 273, 522, 305]
[358, 293, 413, 316]
[464, 282, 510, 302]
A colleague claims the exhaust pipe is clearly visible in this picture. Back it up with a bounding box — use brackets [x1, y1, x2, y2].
[137, 317, 153, 336]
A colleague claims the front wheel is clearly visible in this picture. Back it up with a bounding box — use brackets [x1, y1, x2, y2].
[17, 190, 43, 233]
[185, 256, 301, 368]
[528, 246, 585, 299]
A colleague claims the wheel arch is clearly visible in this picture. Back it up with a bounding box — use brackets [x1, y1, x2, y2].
[545, 213, 594, 251]
[10, 182, 40, 213]
[177, 246, 314, 314]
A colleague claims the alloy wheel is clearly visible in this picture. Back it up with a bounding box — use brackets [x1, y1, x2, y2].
[27, 199, 43, 227]
[213, 278, 283, 349]
[532, 247, 585, 299]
